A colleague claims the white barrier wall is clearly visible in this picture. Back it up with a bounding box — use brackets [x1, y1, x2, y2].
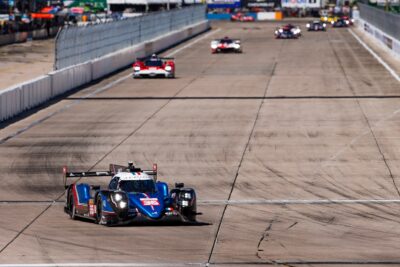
[20, 76, 52, 110]
[0, 87, 20, 121]
[91, 44, 145, 80]
[0, 20, 210, 122]
[49, 62, 92, 97]
[356, 18, 400, 58]
[257, 12, 275, 20]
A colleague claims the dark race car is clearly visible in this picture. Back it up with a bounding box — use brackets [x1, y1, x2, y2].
[211, 37, 242, 54]
[133, 54, 175, 78]
[275, 24, 301, 39]
[63, 162, 200, 226]
[331, 18, 349, 28]
[306, 21, 327, 31]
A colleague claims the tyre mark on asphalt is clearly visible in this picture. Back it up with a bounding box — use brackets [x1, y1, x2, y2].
[207, 43, 282, 263]
[327, 29, 400, 197]
[256, 219, 275, 259]
[0, 32, 222, 255]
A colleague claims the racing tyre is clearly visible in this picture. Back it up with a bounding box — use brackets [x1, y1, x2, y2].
[182, 204, 197, 222]
[95, 196, 103, 224]
[68, 194, 77, 220]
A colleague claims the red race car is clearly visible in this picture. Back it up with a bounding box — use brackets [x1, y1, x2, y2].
[231, 12, 255, 22]
[341, 16, 354, 26]
[133, 54, 175, 78]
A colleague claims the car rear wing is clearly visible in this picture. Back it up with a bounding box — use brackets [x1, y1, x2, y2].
[110, 163, 158, 180]
[63, 163, 158, 188]
[63, 166, 112, 189]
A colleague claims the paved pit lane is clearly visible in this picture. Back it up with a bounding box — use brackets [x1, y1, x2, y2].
[0, 21, 400, 266]
[0, 39, 54, 91]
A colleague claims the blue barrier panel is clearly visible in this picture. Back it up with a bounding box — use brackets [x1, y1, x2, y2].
[207, 13, 258, 20]
[246, 13, 257, 19]
[206, 13, 232, 20]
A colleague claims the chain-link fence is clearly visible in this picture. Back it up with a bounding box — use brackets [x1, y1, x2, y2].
[55, 5, 206, 70]
[359, 3, 400, 41]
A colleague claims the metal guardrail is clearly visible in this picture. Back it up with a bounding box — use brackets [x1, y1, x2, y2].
[359, 3, 400, 41]
[55, 5, 206, 70]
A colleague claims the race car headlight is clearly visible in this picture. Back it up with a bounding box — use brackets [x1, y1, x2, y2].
[165, 65, 172, 72]
[279, 29, 283, 33]
[119, 201, 127, 209]
[331, 21, 334, 25]
[114, 193, 123, 201]
[211, 44, 218, 49]
[134, 66, 140, 72]
[323, 23, 326, 27]
[345, 20, 349, 25]
[181, 200, 189, 207]
[351, 19, 354, 23]
[184, 193, 192, 199]
[306, 23, 310, 28]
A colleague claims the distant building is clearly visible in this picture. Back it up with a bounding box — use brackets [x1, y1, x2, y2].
[281, 0, 323, 9]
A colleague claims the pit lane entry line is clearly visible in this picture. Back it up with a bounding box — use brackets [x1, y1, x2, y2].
[348, 28, 400, 83]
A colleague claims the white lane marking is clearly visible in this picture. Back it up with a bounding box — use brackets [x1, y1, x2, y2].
[348, 29, 400, 83]
[199, 199, 400, 205]
[0, 28, 220, 145]
[166, 28, 221, 57]
[0, 264, 205, 267]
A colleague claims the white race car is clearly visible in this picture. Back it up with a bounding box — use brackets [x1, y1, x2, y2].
[211, 37, 242, 54]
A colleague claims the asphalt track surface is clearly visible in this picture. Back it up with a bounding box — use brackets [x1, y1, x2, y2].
[1, 21, 400, 266]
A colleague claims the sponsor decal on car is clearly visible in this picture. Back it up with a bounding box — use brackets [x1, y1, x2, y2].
[140, 198, 160, 206]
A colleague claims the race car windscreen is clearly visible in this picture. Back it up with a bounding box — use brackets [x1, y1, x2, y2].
[145, 60, 163, 67]
[221, 39, 233, 44]
[119, 180, 156, 193]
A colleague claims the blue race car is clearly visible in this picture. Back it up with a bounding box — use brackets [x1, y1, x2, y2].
[63, 162, 198, 225]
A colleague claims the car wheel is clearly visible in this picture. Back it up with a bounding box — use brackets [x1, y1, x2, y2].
[69, 194, 77, 220]
[95, 196, 103, 224]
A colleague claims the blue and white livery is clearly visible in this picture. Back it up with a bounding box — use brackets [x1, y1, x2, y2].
[63, 163, 198, 225]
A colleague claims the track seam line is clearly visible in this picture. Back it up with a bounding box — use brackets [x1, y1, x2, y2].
[207, 57, 279, 264]
[328, 30, 400, 197]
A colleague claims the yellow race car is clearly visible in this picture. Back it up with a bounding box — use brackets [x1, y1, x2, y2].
[320, 15, 339, 23]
